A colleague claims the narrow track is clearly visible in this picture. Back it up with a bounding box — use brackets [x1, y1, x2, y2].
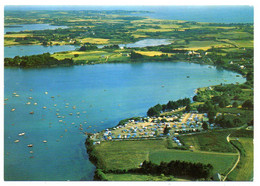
[222, 134, 241, 181]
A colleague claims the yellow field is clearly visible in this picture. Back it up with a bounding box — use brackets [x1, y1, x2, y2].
[5, 33, 33, 38]
[160, 24, 181, 29]
[132, 34, 148, 38]
[79, 38, 109, 44]
[51, 50, 107, 60]
[136, 28, 173, 33]
[135, 51, 165, 56]
[67, 19, 90, 22]
[4, 40, 20, 46]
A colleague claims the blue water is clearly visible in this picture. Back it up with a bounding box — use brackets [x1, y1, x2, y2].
[5, 5, 254, 23]
[4, 45, 79, 58]
[4, 62, 245, 180]
[120, 39, 171, 48]
[4, 24, 68, 34]
[5, 39, 171, 58]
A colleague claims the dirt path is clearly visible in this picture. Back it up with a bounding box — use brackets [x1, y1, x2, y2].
[222, 134, 241, 181]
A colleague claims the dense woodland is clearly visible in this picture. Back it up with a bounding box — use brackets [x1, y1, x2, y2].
[4, 53, 73, 67]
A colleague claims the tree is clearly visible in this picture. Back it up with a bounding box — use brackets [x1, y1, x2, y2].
[202, 122, 208, 130]
[42, 41, 48, 46]
[147, 107, 160, 117]
[154, 104, 163, 112]
[232, 101, 238, 108]
[185, 103, 191, 112]
[215, 57, 225, 65]
[130, 51, 143, 59]
[242, 100, 253, 110]
[193, 95, 198, 102]
[246, 71, 253, 82]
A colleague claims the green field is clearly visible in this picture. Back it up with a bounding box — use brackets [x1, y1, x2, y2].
[93, 138, 237, 176]
[227, 137, 253, 181]
[149, 150, 237, 175]
[105, 173, 187, 181]
[51, 50, 130, 63]
[94, 139, 167, 170]
[179, 130, 236, 153]
[183, 40, 229, 50]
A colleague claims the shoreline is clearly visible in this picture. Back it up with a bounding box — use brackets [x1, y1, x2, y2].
[84, 79, 247, 181]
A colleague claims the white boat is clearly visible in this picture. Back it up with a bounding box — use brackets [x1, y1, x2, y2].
[18, 132, 25, 136]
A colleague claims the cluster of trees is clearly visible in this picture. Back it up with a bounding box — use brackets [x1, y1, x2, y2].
[79, 44, 98, 51]
[97, 159, 213, 180]
[94, 169, 108, 181]
[214, 84, 242, 97]
[140, 160, 213, 180]
[211, 95, 230, 108]
[147, 98, 191, 117]
[197, 101, 219, 123]
[165, 98, 191, 111]
[242, 99, 253, 110]
[4, 53, 73, 67]
[215, 114, 243, 128]
[85, 136, 99, 166]
[130, 51, 143, 59]
[102, 44, 120, 49]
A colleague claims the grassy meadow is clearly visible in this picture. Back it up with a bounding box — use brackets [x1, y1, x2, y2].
[93, 138, 238, 176]
[179, 130, 236, 153]
[105, 173, 187, 181]
[227, 137, 253, 181]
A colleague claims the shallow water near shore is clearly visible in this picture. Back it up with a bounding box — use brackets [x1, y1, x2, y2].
[4, 62, 245, 180]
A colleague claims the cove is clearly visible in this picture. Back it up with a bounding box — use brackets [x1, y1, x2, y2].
[4, 62, 245, 180]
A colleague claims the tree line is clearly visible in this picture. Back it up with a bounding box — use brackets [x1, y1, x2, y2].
[4, 53, 73, 67]
[147, 98, 191, 117]
[97, 160, 213, 181]
[140, 160, 213, 180]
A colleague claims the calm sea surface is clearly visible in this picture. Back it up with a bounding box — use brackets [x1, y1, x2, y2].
[5, 5, 254, 23]
[4, 62, 245, 180]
